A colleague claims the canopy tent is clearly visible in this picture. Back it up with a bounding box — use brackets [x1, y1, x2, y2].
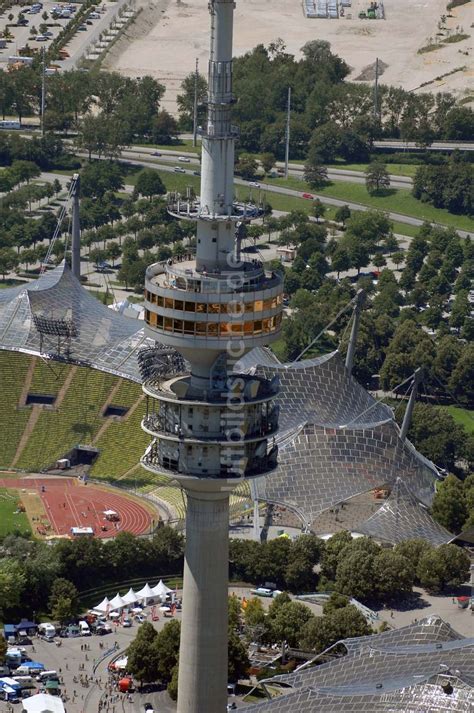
[122, 588, 138, 605]
[93, 597, 110, 614]
[23, 694, 65, 713]
[136, 583, 154, 603]
[103, 510, 118, 516]
[152, 580, 172, 599]
[109, 593, 127, 611]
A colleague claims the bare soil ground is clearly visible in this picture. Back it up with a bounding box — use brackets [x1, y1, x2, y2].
[102, 0, 472, 112]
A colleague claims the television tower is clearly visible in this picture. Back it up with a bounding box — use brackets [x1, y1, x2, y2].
[141, 2, 283, 712]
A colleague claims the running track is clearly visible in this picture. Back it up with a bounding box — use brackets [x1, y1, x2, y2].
[0, 477, 153, 538]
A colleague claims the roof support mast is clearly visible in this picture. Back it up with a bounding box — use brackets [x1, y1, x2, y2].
[71, 174, 81, 280]
[345, 289, 365, 374]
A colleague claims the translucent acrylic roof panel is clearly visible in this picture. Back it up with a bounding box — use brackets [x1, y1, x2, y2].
[0, 263, 152, 382]
[240, 619, 474, 713]
[358, 478, 452, 546]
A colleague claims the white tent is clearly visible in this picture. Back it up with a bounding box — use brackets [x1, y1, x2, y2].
[152, 580, 172, 599]
[109, 593, 127, 611]
[23, 694, 65, 713]
[93, 596, 110, 613]
[136, 583, 154, 604]
[122, 588, 138, 605]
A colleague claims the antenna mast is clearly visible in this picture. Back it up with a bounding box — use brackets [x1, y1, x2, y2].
[192, 57, 199, 148]
[284, 86, 291, 179]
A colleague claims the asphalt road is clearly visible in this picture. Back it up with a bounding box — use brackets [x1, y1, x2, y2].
[83, 151, 471, 239]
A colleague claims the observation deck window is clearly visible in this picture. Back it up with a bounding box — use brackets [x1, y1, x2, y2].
[146, 313, 282, 337]
[147, 296, 282, 315]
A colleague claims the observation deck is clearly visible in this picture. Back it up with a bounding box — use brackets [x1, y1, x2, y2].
[167, 193, 261, 223]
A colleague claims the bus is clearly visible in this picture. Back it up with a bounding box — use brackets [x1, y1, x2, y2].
[0, 121, 21, 130]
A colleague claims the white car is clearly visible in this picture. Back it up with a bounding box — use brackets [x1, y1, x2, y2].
[174, 167, 186, 173]
[249, 181, 260, 188]
[178, 156, 191, 163]
[35, 35, 48, 41]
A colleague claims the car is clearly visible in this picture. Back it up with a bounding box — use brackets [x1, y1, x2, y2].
[302, 192, 313, 199]
[134, 614, 146, 623]
[250, 587, 274, 597]
[144, 703, 153, 713]
[17, 18, 29, 25]
[89, 12, 100, 19]
[249, 181, 260, 188]
[151, 151, 162, 156]
[192, 170, 201, 176]
[174, 167, 186, 173]
[122, 618, 132, 628]
[86, 20, 93, 24]
[35, 35, 48, 41]
[227, 704, 237, 711]
[78, 24, 87, 30]
[178, 156, 191, 163]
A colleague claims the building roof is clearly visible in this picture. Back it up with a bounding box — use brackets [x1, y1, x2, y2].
[240, 617, 474, 713]
[22, 694, 65, 713]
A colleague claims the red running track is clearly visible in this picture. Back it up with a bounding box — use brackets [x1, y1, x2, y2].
[0, 477, 153, 538]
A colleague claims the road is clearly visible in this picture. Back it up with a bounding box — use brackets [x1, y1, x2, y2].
[82, 151, 470, 239]
[179, 133, 474, 153]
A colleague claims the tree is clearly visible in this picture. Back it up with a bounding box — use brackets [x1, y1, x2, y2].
[0, 559, 26, 616]
[312, 198, 326, 223]
[228, 595, 242, 631]
[331, 248, 350, 279]
[48, 578, 79, 619]
[260, 152, 276, 175]
[177, 71, 208, 129]
[402, 404, 466, 472]
[266, 600, 314, 648]
[373, 550, 414, 600]
[235, 154, 258, 181]
[320, 531, 352, 581]
[134, 168, 166, 201]
[244, 597, 266, 629]
[300, 604, 371, 654]
[431, 475, 468, 533]
[0, 248, 18, 280]
[81, 161, 124, 199]
[365, 161, 390, 194]
[127, 622, 159, 684]
[228, 630, 250, 682]
[417, 544, 470, 593]
[107, 242, 121, 266]
[335, 204, 351, 227]
[304, 161, 328, 189]
[394, 539, 432, 576]
[0, 635, 7, 664]
[335, 550, 376, 601]
[448, 343, 474, 405]
[152, 619, 181, 684]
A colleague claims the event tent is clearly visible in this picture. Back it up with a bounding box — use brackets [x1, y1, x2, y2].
[23, 694, 65, 713]
[136, 583, 154, 604]
[122, 588, 138, 605]
[93, 597, 110, 614]
[109, 593, 127, 611]
[152, 580, 172, 599]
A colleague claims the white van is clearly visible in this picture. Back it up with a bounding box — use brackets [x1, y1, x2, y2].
[38, 623, 56, 640]
[36, 671, 58, 683]
[79, 621, 91, 636]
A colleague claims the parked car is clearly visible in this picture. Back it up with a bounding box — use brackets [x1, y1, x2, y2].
[302, 192, 313, 199]
[35, 35, 48, 41]
[174, 167, 186, 173]
[249, 181, 260, 188]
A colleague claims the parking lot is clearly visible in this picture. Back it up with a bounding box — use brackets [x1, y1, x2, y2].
[1, 610, 183, 713]
[0, 1, 127, 71]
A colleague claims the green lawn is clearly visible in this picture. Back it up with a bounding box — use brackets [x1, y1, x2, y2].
[442, 406, 474, 434]
[0, 488, 32, 537]
[326, 162, 419, 178]
[263, 176, 473, 232]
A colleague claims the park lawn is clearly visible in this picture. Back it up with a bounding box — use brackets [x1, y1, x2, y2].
[263, 176, 474, 232]
[442, 406, 474, 434]
[325, 162, 419, 178]
[0, 488, 32, 537]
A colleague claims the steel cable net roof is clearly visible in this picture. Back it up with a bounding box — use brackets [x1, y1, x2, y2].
[235, 348, 445, 541]
[240, 617, 474, 713]
[0, 269, 447, 544]
[0, 262, 153, 382]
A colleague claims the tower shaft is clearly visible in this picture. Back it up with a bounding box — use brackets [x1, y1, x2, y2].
[141, 3, 283, 711]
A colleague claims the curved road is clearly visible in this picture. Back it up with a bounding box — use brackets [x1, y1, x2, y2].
[82, 151, 471, 239]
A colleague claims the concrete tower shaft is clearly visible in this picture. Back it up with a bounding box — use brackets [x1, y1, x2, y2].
[141, 2, 282, 711]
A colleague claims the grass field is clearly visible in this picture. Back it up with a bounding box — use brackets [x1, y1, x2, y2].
[263, 176, 473, 232]
[0, 487, 32, 537]
[442, 406, 474, 434]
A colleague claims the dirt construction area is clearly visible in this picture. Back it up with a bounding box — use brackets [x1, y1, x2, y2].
[103, 0, 472, 112]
